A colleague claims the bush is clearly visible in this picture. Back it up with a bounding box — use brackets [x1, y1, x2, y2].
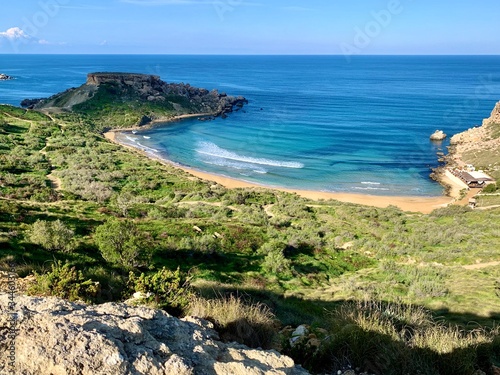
[261, 242, 292, 277]
[188, 294, 278, 349]
[28, 261, 100, 303]
[27, 219, 75, 252]
[94, 219, 151, 268]
[127, 267, 192, 315]
[482, 183, 497, 193]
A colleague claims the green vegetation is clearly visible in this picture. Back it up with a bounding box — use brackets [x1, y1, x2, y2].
[28, 261, 100, 303]
[1, 103, 499, 374]
[70, 82, 186, 130]
[127, 267, 193, 315]
[285, 301, 500, 375]
[28, 219, 76, 252]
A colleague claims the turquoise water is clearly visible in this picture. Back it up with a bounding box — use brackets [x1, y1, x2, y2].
[2, 55, 500, 195]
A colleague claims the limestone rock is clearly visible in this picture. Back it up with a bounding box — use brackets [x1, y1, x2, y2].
[430, 130, 447, 141]
[0, 294, 308, 375]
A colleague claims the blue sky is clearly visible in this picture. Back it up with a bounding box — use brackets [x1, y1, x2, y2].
[0, 0, 498, 54]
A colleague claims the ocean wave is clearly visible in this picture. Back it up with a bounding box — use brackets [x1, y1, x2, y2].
[122, 135, 158, 153]
[361, 181, 381, 185]
[201, 158, 268, 174]
[125, 135, 139, 143]
[196, 141, 304, 169]
[354, 186, 390, 191]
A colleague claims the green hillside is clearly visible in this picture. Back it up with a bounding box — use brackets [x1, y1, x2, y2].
[1, 103, 499, 374]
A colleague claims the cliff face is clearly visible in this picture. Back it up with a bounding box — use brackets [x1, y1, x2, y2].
[0, 294, 308, 375]
[450, 101, 500, 147]
[86, 72, 161, 86]
[445, 101, 500, 174]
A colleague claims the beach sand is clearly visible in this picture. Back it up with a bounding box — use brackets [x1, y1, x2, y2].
[104, 128, 465, 214]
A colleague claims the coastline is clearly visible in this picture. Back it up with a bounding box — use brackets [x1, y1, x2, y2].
[104, 120, 464, 214]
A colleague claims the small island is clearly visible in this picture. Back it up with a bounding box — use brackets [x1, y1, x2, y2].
[0, 73, 13, 81]
[23, 72, 247, 128]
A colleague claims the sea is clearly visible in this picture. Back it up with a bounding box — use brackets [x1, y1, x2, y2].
[1, 55, 500, 196]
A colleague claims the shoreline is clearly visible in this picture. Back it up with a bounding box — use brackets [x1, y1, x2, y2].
[104, 119, 465, 214]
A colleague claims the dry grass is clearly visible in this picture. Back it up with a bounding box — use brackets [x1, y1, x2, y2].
[188, 294, 279, 349]
[324, 301, 500, 375]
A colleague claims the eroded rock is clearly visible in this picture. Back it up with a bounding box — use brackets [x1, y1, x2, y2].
[0, 294, 308, 375]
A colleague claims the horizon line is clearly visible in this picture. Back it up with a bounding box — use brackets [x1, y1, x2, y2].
[1, 53, 500, 57]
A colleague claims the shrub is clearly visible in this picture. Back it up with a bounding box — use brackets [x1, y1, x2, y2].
[482, 183, 497, 193]
[28, 261, 100, 303]
[262, 248, 292, 277]
[27, 219, 75, 252]
[188, 294, 278, 349]
[94, 219, 151, 268]
[127, 267, 192, 315]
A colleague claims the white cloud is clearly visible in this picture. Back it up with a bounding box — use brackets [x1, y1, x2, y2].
[100, 40, 108, 46]
[0, 27, 31, 41]
[0, 27, 65, 48]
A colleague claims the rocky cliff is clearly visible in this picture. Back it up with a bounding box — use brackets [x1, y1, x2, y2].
[446, 101, 500, 170]
[0, 294, 308, 375]
[22, 73, 247, 126]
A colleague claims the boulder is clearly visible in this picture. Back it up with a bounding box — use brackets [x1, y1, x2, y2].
[0, 73, 13, 81]
[430, 130, 447, 141]
[0, 294, 308, 375]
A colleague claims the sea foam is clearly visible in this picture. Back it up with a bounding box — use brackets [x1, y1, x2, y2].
[196, 141, 304, 169]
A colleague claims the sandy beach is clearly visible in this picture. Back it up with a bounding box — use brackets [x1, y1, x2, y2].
[103, 127, 466, 214]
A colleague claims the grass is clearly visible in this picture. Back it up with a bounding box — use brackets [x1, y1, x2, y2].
[1, 102, 500, 373]
[319, 301, 500, 375]
[188, 294, 278, 349]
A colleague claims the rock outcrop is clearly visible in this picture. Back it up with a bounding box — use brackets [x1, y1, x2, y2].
[25, 73, 247, 122]
[430, 130, 447, 141]
[0, 294, 308, 375]
[450, 101, 500, 147]
[0, 74, 13, 81]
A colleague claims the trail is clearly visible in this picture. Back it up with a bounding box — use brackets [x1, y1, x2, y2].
[462, 261, 500, 270]
[175, 200, 240, 212]
[263, 204, 275, 218]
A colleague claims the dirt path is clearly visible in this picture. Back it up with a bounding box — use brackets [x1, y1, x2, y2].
[263, 204, 275, 218]
[462, 261, 500, 270]
[46, 172, 62, 191]
[176, 200, 240, 211]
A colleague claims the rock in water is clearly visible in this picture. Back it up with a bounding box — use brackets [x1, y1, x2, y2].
[0, 73, 13, 81]
[0, 294, 309, 375]
[430, 130, 447, 141]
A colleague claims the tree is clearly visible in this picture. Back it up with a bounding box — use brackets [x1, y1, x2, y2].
[94, 219, 150, 268]
[28, 219, 75, 252]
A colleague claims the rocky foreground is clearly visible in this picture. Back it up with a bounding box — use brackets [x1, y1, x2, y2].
[0, 294, 308, 375]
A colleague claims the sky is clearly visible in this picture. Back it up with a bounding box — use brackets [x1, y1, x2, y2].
[0, 0, 498, 55]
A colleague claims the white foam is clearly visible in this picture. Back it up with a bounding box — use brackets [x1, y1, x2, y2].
[125, 135, 139, 143]
[354, 186, 390, 191]
[361, 181, 381, 185]
[201, 158, 268, 174]
[196, 141, 303, 169]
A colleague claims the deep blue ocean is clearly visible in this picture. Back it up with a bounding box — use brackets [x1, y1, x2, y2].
[1, 55, 500, 196]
